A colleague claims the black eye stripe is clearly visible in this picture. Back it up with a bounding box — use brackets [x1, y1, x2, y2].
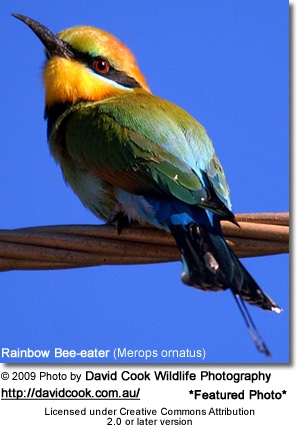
[70, 49, 142, 89]
[103, 67, 142, 88]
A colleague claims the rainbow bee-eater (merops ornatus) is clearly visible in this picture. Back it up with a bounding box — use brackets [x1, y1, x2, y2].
[13, 13, 281, 357]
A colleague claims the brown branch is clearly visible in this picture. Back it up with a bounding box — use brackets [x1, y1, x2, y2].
[0, 212, 289, 272]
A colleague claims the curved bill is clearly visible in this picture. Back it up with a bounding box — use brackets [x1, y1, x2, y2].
[12, 13, 75, 59]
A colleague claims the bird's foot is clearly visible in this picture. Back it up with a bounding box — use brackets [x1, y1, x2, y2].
[107, 204, 130, 234]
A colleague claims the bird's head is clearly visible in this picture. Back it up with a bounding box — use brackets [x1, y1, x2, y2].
[12, 14, 150, 108]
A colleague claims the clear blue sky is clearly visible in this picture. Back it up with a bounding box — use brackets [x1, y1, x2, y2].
[0, 0, 288, 363]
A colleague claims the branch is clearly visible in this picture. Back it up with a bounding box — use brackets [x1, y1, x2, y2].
[0, 212, 289, 272]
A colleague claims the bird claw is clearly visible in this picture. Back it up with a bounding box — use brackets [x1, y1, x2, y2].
[107, 204, 129, 234]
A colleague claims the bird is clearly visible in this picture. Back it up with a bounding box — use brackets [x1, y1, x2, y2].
[12, 13, 281, 357]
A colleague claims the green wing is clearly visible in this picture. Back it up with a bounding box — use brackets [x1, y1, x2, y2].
[51, 90, 232, 217]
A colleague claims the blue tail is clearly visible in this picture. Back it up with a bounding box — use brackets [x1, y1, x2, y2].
[169, 219, 281, 357]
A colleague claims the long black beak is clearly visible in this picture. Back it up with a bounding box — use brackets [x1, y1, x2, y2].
[12, 13, 75, 59]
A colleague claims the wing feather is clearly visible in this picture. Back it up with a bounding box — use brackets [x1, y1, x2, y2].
[51, 90, 232, 219]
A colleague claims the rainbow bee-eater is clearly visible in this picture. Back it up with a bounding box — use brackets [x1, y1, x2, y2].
[13, 14, 281, 357]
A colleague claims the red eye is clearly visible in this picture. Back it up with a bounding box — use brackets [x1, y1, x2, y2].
[93, 58, 110, 74]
